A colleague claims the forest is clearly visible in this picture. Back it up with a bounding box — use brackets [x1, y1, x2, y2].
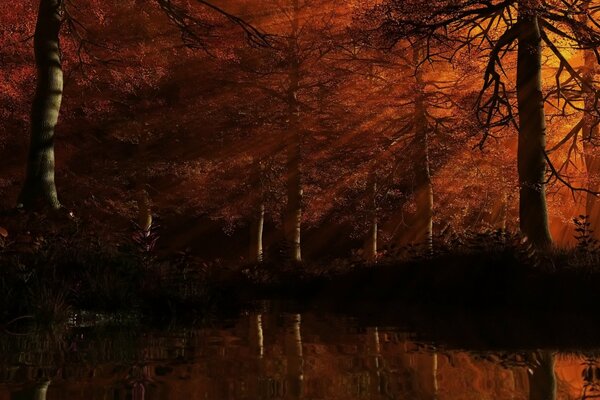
[2, 0, 600, 329]
[5, 1, 600, 399]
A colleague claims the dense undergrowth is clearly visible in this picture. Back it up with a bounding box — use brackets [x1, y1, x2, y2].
[1, 210, 600, 328]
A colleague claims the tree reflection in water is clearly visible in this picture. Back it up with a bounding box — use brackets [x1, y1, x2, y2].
[528, 351, 556, 400]
[0, 312, 594, 399]
[12, 380, 50, 400]
[284, 314, 304, 399]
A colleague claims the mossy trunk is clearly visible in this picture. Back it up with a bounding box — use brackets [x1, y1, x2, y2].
[516, 3, 552, 248]
[413, 46, 434, 253]
[18, 0, 63, 211]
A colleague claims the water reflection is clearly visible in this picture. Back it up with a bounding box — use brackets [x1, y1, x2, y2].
[0, 311, 593, 399]
[528, 352, 556, 400]
[284, 314, 303, 399]
[12, 380, 50, 400]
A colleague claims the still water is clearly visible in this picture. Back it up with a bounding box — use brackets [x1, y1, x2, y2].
[0, 308, 595, 399]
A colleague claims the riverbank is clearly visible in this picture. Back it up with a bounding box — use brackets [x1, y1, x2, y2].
[1, 227, 600, 333]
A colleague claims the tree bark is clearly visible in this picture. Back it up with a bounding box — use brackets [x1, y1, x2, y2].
[249, 159, 266, 263]
[137, 188, 153, 234]
[516, 2, 553, 248]
[250, 202, 265, 263]
[284, 137, 302, 263]
[18, 0, 63, 211]
[364, 178, 378, 262]
[413, 45, 434, 253]
[284, 0, 302, 263]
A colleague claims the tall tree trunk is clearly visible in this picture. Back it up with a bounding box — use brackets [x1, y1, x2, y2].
[18, 0, 63, 211]
[284, 0, 302, 263]
[250, 161, 266, 263]
[516, 2, 552, 248]
[527, 351, 556, 400]
[413, 45, 434, 253]
[284, 137, 302, 263]
[250, 203, 265, 263]
[364, 178, 378, 262]
[580, 0, 600, 236]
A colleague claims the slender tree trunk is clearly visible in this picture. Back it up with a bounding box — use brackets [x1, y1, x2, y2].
[137, 188, 152, 234]
[18, 0, 63, 211]
[364, 178, 378, 262]
[250, 160, 266, 263]
[527, 352, 556, 400]
[284, 0, 302, 263]
[580, 0, 600, 236]
[499, 187, 508, 232]
[250, 203, 265, 263]
[284, 138, 302, 263]
[413, 45, 434, 253]
[516, 2, 552, 248]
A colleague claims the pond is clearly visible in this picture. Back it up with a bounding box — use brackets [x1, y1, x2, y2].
[0, 305, 594, 399]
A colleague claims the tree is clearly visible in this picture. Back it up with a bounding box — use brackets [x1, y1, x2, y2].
[15, 0, 265, 213]
[411, 43, 434, 252]
[283, 0, 303, 263]
[368, 0, 600, 248]
[18, 0, 64, 211]
[249, 160, 266, 263]
[515, 1, 552, 248]
[553, 0, 600, 237]
[226, 0, 346, 263]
